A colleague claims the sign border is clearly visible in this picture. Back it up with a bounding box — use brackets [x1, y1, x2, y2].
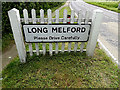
[22, 23, 91, 43]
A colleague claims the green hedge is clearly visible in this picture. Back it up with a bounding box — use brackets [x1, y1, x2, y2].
[2, 2, 64, 35]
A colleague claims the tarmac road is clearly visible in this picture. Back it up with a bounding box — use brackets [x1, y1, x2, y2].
[70, 0, 118, 63]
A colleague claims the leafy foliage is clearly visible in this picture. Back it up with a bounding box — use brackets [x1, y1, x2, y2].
[2, 2, 64, 35]
[2, 2, 64, 51]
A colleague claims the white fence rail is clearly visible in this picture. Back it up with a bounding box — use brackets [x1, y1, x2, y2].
[8, 8, 103, 63]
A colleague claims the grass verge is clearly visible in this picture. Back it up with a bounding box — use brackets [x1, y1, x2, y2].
[2, 46, 119, 88]
[1, 6, 119, 88]
[2, 33, 14, 52]
[84, 0, 120, 13]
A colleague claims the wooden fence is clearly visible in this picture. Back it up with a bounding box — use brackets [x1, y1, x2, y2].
[8, 8, 103, 63]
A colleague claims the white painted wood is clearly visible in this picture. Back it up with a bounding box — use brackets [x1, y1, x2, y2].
[28, 43, 33, 56]
[20, 18, 92, 23]
[78, 10, 82, 25]
[61, 43, 65, 53]
[55, 43, 59, 54]
[80, 11, 90, 52]
[74, 10, 82, 52]
[49, 43, 53, 56]
[35, 43, 39, 55]
[85, 10, 90, 24]
[68, 42, 71, 53]
[68, 10, 74, 52]
[47, 9, 52, 23]
[70, 9, 74, 23]
[31, 9, 39, 55]
[61, 9, 67, 53]
[40, 9, 46, 55]
[31, 49, 86, 53]
[8, 8, 102, 63]
[63, 9, 67, 23]
[8, 8, 26, 63]
[47, 9, 53, 56]
[23, 9, 29, 24]
[86, 9, 103, 56]
[80, 43, 85, 53]
[74, 42, 78, 52]
[40, 9, 44, 23]
[31, 9, 36, 23]
[55, 9, 59, 54]
[23, 9, 33, 56]
[42, 43, 46, 55]
[55, 9, 59, 23]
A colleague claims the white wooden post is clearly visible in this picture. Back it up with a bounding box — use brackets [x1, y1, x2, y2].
[68, 9, 74, 52]
[55, 9, 59, 54]
[86, 9, 103, 56]
[118, 3, 120, 10]
[61, 9, 67, 53]
[47, 9, 53, 56]
[40, 9, 46, 55]
[8, 8, 26, 63]
[74, 10, 82, 52]
[23, 9, 33, 56]
[80, 11, 90, 52]
[31, 9, 39, 55]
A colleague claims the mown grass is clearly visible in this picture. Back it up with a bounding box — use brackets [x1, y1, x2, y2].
[84, 1, 120, 13]
[1, 6, 119, 88]
[1, 46, 119, 88]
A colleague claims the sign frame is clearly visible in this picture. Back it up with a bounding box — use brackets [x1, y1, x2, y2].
[22, 23, 91, 43]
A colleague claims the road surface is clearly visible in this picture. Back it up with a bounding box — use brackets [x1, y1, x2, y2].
[70, 0, 118, 63]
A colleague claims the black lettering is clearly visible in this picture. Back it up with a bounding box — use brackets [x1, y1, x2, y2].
[52, 27, 57, 33]
[28, 28, 31, 33]
[49, 36, 53, 40]
[34, 36, 37, 40]
[77, 27, 81, 33]
[36, 27, 42, 33]
[71, 27, 76, 33]
[58, 27, 62, 33]
[81, 27, 86, 32]
[63, 27, 66, 33]
[61, 36, 64, 39]
[43, 27, 48, 33]
[31, 27, 36, 33]
[67, 27, 70, 32]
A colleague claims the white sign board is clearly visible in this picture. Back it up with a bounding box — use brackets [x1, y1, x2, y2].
[23, 24, 90, 43]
